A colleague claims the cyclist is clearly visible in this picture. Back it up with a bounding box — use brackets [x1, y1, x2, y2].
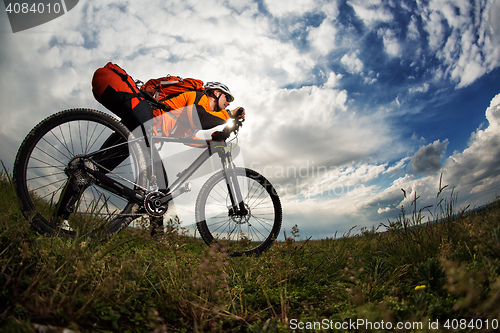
[153, 82, 245, 140]
[54, 81, 244, 231]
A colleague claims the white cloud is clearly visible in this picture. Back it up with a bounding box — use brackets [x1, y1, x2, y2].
[409, 83, 430, 94]
[378, 206, 391, 214]
[323, 71, 343, 88]
[486, 94, 500, 129]
[0, 0, 315, 140]
[299, 163, 387, 199]
[419, 0, 500, 88]
[442, 93, 500, 204]
[487, 0, 500, 44]
[240, 83, 402, 183]
[276, 92, 500, 234]
[340, 52, 364, 74]
[347, 0, 393, 27]
[308, 20, 337, 56]
[384, 156, 410, 175]
[407, 15, 421, 41]
[366, 93, 500, 227]
[378, 28, 402, 58]
[263, 0, 322, 17]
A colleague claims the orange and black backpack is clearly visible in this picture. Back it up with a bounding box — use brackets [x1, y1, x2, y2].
[140, 75, 204, 102]
[92, 62, 154, 129]
[92, 63, 207, 133]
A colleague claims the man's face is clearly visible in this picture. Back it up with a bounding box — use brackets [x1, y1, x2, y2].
[218, 91, 231, 109]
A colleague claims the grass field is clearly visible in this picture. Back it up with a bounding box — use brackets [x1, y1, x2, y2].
[1, 171, 499, 332]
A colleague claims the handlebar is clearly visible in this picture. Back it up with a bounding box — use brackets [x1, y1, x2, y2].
[212, 118, 243, 142]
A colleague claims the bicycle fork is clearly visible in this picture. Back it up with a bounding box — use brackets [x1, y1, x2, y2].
[220, 151, 248, 217]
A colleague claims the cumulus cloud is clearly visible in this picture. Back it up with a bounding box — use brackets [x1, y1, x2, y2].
[282, 91, 500, 235]
[340, 52, 364, 74]
[442, 93, 500, 204]
[408, 139, 449, 175]
[347, 0, 393, 27]
[378, 28, 402, 58]
[361, 93, 500, 230]
[308, 20, 337, 56]
[323, 71, 343, 88]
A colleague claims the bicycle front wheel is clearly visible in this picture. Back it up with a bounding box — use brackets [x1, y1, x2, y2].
[195, 168, 282, 256]
[13, 108, 148, 237]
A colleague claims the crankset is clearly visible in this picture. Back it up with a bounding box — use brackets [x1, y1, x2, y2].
[144, 191, 169, 217]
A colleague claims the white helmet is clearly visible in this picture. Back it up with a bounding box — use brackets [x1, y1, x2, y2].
[204, 82, 234, 102]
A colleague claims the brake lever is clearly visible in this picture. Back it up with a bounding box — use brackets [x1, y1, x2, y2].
[234, 119, 242, 129]
[232, 119, 242, 136]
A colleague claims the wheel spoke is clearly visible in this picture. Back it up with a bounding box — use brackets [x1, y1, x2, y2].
[196, 168, 281, 256]
[14, 109, 147, 237]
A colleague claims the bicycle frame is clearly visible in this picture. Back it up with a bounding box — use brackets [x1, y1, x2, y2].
[83, 129, 248, 216]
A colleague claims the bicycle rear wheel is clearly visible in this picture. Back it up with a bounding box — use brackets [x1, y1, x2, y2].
[195, 168, 282, 256]
[13, 108, 148, 237]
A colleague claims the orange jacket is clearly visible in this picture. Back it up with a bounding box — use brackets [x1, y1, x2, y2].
[152, 91, 230, 138]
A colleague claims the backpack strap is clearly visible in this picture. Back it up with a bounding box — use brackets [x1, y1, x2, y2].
[186, 91, 206, 128]
[140, 90, 172, 113]
[159, 91, 183, 103]
[169, 91, 206, 137]
[194, 90, 204, 105]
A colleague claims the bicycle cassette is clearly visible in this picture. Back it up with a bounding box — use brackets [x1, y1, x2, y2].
[65, 156, 97, 186]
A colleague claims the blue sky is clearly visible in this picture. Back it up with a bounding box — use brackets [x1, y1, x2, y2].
[1, 0, 500, 238]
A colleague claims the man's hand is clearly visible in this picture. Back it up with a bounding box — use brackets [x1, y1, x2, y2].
[230, 107, 245, 122]
[211, 130, 229, 142]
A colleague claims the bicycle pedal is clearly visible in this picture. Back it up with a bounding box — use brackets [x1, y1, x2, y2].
[49, 217, 74, 232]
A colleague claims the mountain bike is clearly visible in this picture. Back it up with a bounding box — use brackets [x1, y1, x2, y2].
[13, 108, 282, 256]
